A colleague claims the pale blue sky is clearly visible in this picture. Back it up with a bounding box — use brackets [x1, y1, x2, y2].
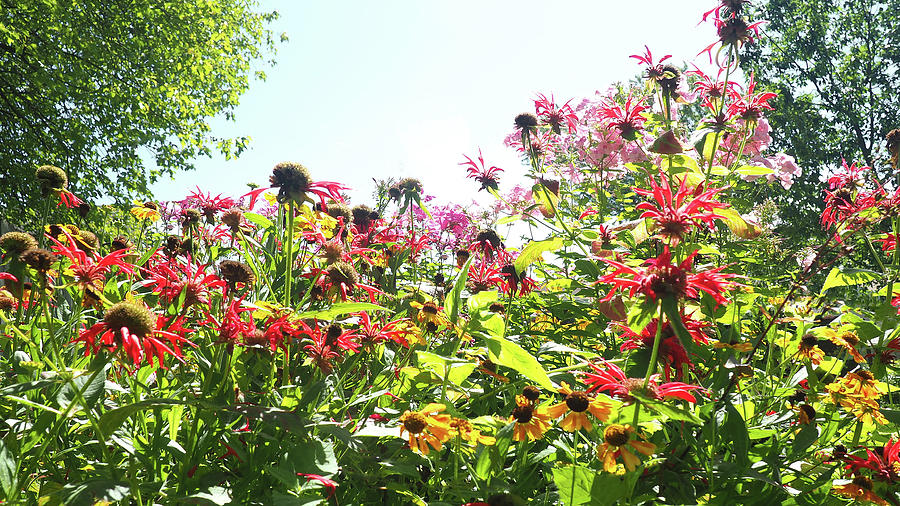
[151, 0, 716, 206]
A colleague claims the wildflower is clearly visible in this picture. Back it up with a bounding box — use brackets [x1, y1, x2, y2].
[598, 246, 740, 306]
[795, 403, 816, 425]
[599, 94, 649, 141]
[821, 326, 866, 363]
[57, 189, 84, 209]
[398, 403, 454, 455]
[798, 333, 825, 365]
[300, 319, 358, 373]
[355, 311, 417, 347]
[145, 259, 225, 313]
[510, 394, 551, 441]
[473, 229, 504, 259]
[410, 300, 447, 328]
[825, 370, 889, 425]
[726, 74, 776, 123]
[49, 233, 135, 303]
[351, 204, 375, 232]
[325, 261, 360, 300]
[631, 46, 672, 86]
[269, 161, 348, 206]
[221, 208, 244, 231]
[634, 172, 728, 244]
[297, 473, 338, 498]
[514, 113, 539, 144]
[461, 149, 504, 192]
[450, 418, 496, 446]
[832, 476, 888, 505]
[618, 318, 708, 380]
[325, 201, 352, 226]
[534, 93, 578, 134]
[596, 424, 656, 473]
[131, 201, 161, 222]
[583, 360, 702, 404]
[545, 382, 612, 432]
[842, 439, 900, 483]
[186, 187, 235, 223]
[522, 385, 541, 402]
[75, 301, 194, 369]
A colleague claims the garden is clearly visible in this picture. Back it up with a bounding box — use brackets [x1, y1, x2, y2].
[0, 0, 899, 504]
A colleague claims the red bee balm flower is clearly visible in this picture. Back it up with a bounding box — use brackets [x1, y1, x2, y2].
[634, 172, 728, 244]
[583, 360, 702, 404]
[599, 246, 740, 306]
[460, 149, 504, 192]
[76, 301, 194, 369]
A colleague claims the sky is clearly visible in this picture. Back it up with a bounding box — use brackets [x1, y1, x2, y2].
[151, 0, 718, 207]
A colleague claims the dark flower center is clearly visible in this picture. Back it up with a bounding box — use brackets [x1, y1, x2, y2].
[646, 265, 688, 299]
[565, 391, 590, 412]
[603, 424, 630, 447]
[512, 404, 534, 423]
[522, 385, 541, 401]
[104, 302, 155, 338]
[403, 413, 427, 434]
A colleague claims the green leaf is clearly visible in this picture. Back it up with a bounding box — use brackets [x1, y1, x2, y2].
[532, 183, 559, 217]
[99, 399, 187, 435]
[484, 336, 553, 389]
[633, 392, 702, 424]
[821, 267, 880, 291]
[243, 212, 272, 229]
[415, 351, 476, 386]
[723, 402, 750, 466]
[467, 290, 499, 312]
[445, 255, 474, 325]
[497, 214, 521, 225]
[56, 366, 107, 412]
[514, 237, 563, 274]
[735, 165, 775, 176]
[716, 208, 763, 239]
[295, 302, 386, 320]
[0, 439, 17, 499]
[552, 465, 637, 506]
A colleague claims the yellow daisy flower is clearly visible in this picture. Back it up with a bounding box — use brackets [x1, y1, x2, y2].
[822, 326, 866, 363]
[398, 403, 453, 455]
[510, 395, 551, 442]
[545, 382, 612, 432]
[596, 424, 656, 473]
[130, 200, 160, 222]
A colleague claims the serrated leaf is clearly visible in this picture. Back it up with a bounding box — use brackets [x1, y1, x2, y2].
[821, 267, 880, 291]
[514, 237, 563, 274]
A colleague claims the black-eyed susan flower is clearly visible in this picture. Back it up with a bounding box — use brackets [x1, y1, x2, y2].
[596, 424, 656, 473]
[795, 403, 816, 425]
[398, 403, 453, 455]
[545, 382, 612, 432]
[825, 370, 889, 425]
[510, 394, 551, 442]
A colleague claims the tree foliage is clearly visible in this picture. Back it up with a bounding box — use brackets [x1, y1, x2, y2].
[0, 0, 278, 228]
[743, 0, 900, 240]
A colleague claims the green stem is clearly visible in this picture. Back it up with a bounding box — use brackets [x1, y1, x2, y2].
[284, 201, 295, 307]
[643, 302, 666, 387]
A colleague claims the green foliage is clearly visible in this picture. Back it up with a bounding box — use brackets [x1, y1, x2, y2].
[744, 0, 900, 241]
[0, 0, 279, 229]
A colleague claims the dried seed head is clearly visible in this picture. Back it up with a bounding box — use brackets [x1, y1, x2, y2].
[0, 232, 38, 257]
[219, 260, 255, 288]
[270, 162, 312, 203]
[327, 261, 359, 288]
[181, 208, 202, 226]
[325, 323, 343, 346]
[20, 248, 55, 272]
[514, 113, 539, 130]
[351, 204, 374, 230]
[110, 235, 133, 252]
[221, 208, 243, 230]
[476, 229, 502, 249]
[325, 201, 352, 224]
[35, 165, 68, 190]
[104, 301, 156, 338]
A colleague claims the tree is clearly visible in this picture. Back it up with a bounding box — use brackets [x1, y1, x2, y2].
[0, 0, 279, 228]
[742, 0, 900, 240]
